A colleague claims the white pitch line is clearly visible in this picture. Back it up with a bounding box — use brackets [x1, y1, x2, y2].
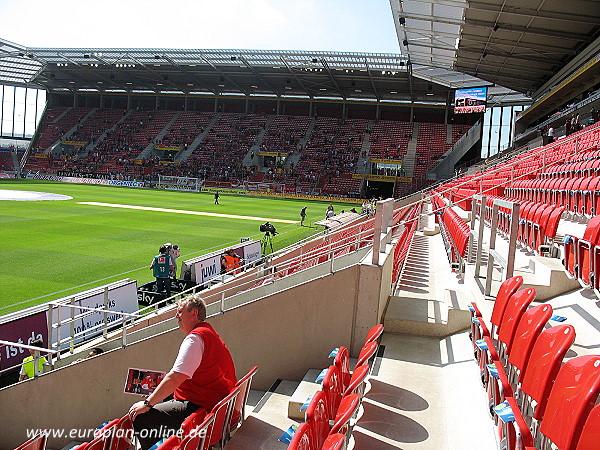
[78, 201, 299, 224]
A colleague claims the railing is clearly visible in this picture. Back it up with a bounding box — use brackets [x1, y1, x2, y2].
[514, 88, 600, 143]
[0, 340, 58, 377]
[48, 302, 140, 359]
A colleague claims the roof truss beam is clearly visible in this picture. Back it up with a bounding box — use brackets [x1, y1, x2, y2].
[319, 58, 345, 100]
[197, 54, 248, 96]
[364, 61, 380, 101]
[238, 56, 280, 97]
[468, 2, 600, 25]
[161, 54, 217, 94]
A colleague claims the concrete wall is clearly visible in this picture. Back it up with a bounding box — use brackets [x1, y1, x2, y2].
[0, 248, 392, 449]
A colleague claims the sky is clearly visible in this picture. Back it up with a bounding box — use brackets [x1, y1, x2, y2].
[0, 0, 400, 54]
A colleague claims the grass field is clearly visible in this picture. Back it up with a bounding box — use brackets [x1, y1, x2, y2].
[0, 179, 356, 315]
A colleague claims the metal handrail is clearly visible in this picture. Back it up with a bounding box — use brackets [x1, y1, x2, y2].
[0, 340, 59, 377]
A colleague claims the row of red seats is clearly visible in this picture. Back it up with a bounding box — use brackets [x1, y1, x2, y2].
[563, 215, 600, 292]
[153, 365, 258, 450]
[63, 366, 257, 450]
[288, 325, 383, 450]
[475, 196, 563, 255]
[540, 158, 600, 178]
[431, 194, 470, 266]
[469, 276, 599, 450]
[507, 177, 600, 217]
[391, 203, 421, 283]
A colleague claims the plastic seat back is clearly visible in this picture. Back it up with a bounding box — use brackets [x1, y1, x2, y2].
[306, 390, 330, 448]
[521, 325, 576, 420]
[539, 355, 600, 450]
[323, 365, 343, 421]
[14, 432, 48, 450]
[321, 433, 346, 450]
[355, 341, 378, 370]
[207, 385, 241, 448]
[329, 394, 360, 438]
[230, 365, 258, 432]
[287, 422, 313, 450]
[575, 403, 600, 450]
[180, 410, 207, 436]
[364, 324, 384, 344]
[490, 276, 524, 331]
[497, 288, 536, 351]
[334, 347, 351, 391]
[507, 304, 553, 381]
[105, 415, 134, 450]
[343, 364, 370, 397]
[184, 413, 215, 450]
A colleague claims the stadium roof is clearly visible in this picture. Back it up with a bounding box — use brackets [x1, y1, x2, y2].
[0, 37, 526, 108]
[392, 0, 600, 96]
[2, 1, 598, 108]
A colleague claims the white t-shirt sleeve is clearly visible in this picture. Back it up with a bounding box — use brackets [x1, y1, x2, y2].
[171, 334, 204, 378]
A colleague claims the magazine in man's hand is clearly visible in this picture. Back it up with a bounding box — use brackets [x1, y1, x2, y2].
[124, 367, 166, 396]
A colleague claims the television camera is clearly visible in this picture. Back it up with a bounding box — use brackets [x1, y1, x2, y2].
[259, 222, 277, 253]
[259, 222, 278, 236]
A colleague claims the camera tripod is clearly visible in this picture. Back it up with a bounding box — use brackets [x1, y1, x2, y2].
[261, 232, 274, 254]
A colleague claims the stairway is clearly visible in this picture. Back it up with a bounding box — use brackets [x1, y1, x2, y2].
[401, 122, 419, 178]
[385, 204, 471, 337]
[175, 113, 221, 162]
[355, 120, 374, 175]
[137, 111, 182, 159]
[242, 116, 274, 167]
[10, 151, 20, 174]
[283, 117, 316, 169]
[85, 110, 134, 155]
[47, 108, 97, 155]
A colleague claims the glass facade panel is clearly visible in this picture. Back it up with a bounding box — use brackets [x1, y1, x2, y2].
[13, 87, 26, 137]
[1, 85, 15, 137]
[0, 85, 46, 140]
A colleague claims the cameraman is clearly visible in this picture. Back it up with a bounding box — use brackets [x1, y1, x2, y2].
[151, 246, 175, 297]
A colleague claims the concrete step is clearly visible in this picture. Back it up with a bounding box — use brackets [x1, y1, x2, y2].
[225, 381, 298, 450]
[516, 255, 580, 301]
[384, 290, 470, 338]
[287, 368, 322, 420]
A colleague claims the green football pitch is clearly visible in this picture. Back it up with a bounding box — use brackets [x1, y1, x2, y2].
[0, 179, 357, 316]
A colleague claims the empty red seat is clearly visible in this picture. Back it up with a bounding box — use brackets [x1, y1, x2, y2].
[539, 355, 600, 450]
[287, 422, 313, 450]
[575, 403, 600, 450]
[14, 432, 48, 450]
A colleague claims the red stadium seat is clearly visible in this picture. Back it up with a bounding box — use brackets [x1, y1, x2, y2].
[105, 415, 134, 450]
[328, 394, 360, 444]
[230, 365, 258, 433]
[287, 422, 313, 450]
[343, 364, 370, 397]
[355, 341, 378, 371]
[155, 413, 215, 450]
[364, 324, 384, 344]
[321, 433, 345, 450]
[506, 304, 553, 384]
[539, 355, 600, 450]
[495, 288, 536, 362]
[576, 403, 600, 450]
[333, 347, 351, 391]
[305, 390, 329, 448]
[14, 432, 48, 450]
[322, 365, 343, 421]
[206, 385, 241, 448]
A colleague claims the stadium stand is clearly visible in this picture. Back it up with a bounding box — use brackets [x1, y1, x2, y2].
[3, 3, 600, 449]
[21, 110, 470, 194]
